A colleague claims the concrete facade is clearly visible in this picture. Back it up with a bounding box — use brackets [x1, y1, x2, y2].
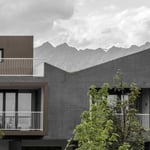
[0, 36, 150, 149]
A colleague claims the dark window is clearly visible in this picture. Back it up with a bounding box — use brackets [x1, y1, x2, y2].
[144, 142, 150, 150]
[0, 89, 42, 130]
[0, 49, 3, 62]
[90, 88, 131, 113]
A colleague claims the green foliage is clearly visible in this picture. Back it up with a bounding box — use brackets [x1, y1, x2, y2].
[118, 142, 130, 150]
[66, 70, 144, 150]
[113, 71, 144, 150]
[73, 84, 119, 150]
[0, 130, 4, 139]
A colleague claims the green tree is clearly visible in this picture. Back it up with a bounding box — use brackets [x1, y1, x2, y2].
[112, 71, 144, 149]
[74, 84, 119, 150]
[0, 130, 4, 139]
[68, 71, 144, 150]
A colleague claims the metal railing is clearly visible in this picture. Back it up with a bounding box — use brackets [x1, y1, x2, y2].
[0, 58, 45, 77]
[137, 114, 150, 130]
[116, 113, 150, 130]
[0, 111, 43, 131]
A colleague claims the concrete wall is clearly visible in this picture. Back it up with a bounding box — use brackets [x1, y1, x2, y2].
[28, 48, 150, 140]
[0, 140, 9, 150]
[0, 48, 150, 143]
[43, 48, 150, 139]
[67, 48, 150, 88]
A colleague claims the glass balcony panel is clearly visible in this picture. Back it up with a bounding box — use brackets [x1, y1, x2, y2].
[116, 113, 150, 130]
[0, 111, 43, 131]
[5, 113, 15, 129]
[18, 112, 32, 130]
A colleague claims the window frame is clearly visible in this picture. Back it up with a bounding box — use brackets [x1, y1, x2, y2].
[0, 89, 40, 129]
[0, 82, 48, 136]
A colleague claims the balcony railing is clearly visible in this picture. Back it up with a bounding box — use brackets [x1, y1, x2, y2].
[0, 111, 43, 131]
[116, 113, 150, 130]
[0, 58, 45, 77]
[137, 114, 150, 130]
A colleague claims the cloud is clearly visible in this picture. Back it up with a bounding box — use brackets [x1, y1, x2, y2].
[1, 0, 150, 49]
[49, 5, 150, 49]
[1, 0, 74, 20]
[117, 7, 150, 46]
[103, 5, 117, 11]
[0, 0, 74, 45]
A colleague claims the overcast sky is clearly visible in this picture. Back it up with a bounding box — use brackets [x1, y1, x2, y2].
[1, 0, 150, 49]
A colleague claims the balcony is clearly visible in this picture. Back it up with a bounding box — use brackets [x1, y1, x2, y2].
[137, 114, 150, 130]
[116, 113, 150, 130]
[0, 58, 45, 77]
[0, 111, 43, 131]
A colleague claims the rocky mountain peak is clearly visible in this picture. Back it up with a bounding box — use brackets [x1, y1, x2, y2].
[34, 41, 150, 72]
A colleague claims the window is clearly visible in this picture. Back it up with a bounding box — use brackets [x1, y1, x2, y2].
[0, 89, 42, 130]
[0, 49, 3, 62]
[90, 88, 130, 110]
[18, 93, 32, 129]
[5, 93, 16, 129]
[108, 95, 118, 107]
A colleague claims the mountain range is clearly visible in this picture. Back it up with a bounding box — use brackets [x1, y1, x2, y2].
[34, 42, 150, 72]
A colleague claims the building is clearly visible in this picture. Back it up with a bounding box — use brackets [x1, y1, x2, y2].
[0, 36, 149, 150]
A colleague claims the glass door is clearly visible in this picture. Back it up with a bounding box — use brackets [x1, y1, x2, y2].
[18, 93, 32, 129]
[5, 92, 16, 129]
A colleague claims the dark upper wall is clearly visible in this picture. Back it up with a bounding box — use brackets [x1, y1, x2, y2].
[68, 48, 150, 88]
[0, 36, 33, 58]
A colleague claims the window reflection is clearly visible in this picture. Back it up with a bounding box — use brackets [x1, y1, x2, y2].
[5, 93, 16, 129]
[18, 93, 32, 129]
